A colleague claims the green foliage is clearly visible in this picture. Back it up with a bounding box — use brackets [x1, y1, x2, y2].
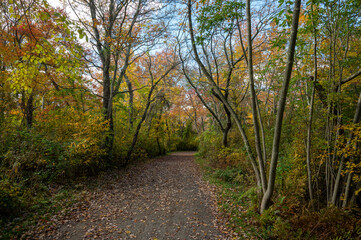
[0, 179, 25, 218]
[288, 207, 361, 239]
[198, 129, 251, 173]
[176, 120, 199, 151]
[198, 129, 223, 156]
[197, 149, 361, 239]
[0, 106, 109, 236]
[0, 180, 83, 239]
[196, 153, 261, 238]
[213, 167, 243, 184]
[2, 130, 64, 181]
[196, 0, 244, 43]
[1, 0, 361, 237]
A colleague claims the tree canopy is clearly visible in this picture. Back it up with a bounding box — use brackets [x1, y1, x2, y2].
[1, 0, 361, 238]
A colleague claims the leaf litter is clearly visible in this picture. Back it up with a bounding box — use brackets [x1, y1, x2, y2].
[25, 152, 233, 239]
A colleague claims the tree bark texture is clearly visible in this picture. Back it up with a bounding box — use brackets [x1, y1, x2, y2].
[260, 0, 301, 213]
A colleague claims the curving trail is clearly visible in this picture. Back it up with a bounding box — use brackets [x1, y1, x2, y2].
[31, 152, 226, 240]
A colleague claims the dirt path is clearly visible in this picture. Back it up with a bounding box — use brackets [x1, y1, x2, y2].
[31, 152, 226, 240]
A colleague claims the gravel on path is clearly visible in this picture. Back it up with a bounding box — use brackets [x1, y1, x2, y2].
[29, 152, 228, 240]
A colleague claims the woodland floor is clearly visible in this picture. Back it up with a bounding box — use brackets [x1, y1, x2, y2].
[27, 152, 229, 240]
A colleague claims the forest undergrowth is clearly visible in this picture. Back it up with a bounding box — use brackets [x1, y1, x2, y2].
[0, 127, 197, 239]
[196, 143, 361, 239]
[2, 0, 361, 239]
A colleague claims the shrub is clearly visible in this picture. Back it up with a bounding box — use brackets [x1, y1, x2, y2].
[0, 179, 25, 218]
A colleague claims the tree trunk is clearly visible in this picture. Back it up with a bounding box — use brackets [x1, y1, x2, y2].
[306, 79, 315, 210]
[260, 0, 301, 213]
[102, 59, 114, 159]
[187, 0, 262, 189]
[20, 91, 34, 130]
[246, 0, 267, 193]
[125, 62, 176, 164]
[331, 91, 361, 205]
[25, 93, 34, 129]
[180, 56, 229, 146]
[256, 100, 267, 166]
[343, 164, 353, 208]
[211, 90, 232, 148]
[125, 75, 134, 130]
[126, 90, 153, 164]
[222, 107, 232, 148]
[306, 9, 318, 209]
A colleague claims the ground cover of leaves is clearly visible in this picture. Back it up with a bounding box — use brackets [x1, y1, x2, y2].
[26, 152, 231, 239]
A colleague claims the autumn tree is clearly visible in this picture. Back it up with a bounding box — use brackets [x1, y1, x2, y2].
[68, 0, 172, 159]
[185, 0, 301, 213]
[0, 0, 84, 130]
[125, 50, 178, 163]
[297, 0, 361, 208]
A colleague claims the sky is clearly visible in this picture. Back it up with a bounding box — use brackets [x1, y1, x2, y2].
[47, 0, 83, 28]
[48, 0, 62, 8]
